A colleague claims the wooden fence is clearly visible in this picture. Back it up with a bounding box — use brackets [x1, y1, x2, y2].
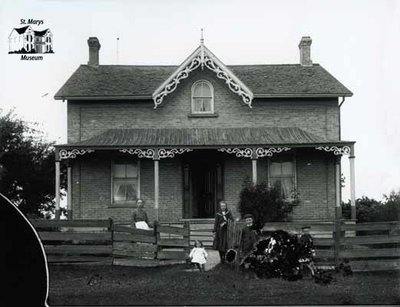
[112, 222, 190, 266]
[31, 218, 399, 271]
[338, 221, 400, 271]
[31, 219, 114, 265]
[227, 220, 400, 272]
[32, 219, 190, 266]
[187, 219, 215, 248]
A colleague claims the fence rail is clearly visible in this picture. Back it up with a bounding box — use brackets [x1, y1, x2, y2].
[227, 220, 400, 272]
[30, 218, 399, 271]
[32, 219, 114, 265]
[112, 222, 190, 266]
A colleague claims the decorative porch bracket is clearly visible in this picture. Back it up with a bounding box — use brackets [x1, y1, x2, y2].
[255, 147, 292, 158]
[315, 144, 356, 221]
[218, 147, 292, 158]
[217, 147, 253, 158]
[315, 145, 351, 156]
[59, 149, 95, 160]
[119, 148, 193, 159]
[218, 147, 292, 185]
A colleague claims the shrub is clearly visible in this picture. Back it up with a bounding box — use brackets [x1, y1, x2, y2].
[342, 190, 400, 222]
[238, 178, 296, 229]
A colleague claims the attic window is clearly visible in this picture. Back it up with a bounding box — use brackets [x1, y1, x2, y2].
[191, 80, 214, 114]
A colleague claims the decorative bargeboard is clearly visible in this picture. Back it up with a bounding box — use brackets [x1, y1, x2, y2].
[152, 44, 253, 108]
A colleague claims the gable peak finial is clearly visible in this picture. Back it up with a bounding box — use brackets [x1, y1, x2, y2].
[200, 28, 204, 45]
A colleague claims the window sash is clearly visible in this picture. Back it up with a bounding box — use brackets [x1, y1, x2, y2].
[111, 161, 140, 204]
[191, 80, 214, 114]
[270, 176, 294, 199]
[268, 155, 296, 199]
[192, 98, 212, 113]
[113, 179, 138, 202]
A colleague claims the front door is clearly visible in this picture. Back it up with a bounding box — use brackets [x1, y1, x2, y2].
[183, 151, 224, 218]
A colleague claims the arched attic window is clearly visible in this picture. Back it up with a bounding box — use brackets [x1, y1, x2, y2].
[191, 80, 214, 114]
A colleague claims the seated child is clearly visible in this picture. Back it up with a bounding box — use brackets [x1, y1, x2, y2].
[189, 240, 208, 272]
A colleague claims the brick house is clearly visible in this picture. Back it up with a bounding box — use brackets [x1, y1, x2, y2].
[54, 36, 356, 224]
[8, 26, 53, 54]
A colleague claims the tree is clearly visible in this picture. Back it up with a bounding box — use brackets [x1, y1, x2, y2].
[342, 190, 400, 222]
[0, 109, 62, 217]
[378, 190, 400, 221]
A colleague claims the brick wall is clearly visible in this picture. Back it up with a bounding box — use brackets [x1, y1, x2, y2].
[72, 154, 183, 224]
[71, 149, 337, 223]
[67, 69, 339, 143]
[293, 149, 336, 220]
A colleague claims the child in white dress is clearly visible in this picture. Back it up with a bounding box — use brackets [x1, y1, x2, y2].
[189, 240, 208, 272]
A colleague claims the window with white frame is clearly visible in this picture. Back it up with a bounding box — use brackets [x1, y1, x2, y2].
[191, 80, 214, 114]
[112, 161, 139, 204]
[269, 154, 296, 199]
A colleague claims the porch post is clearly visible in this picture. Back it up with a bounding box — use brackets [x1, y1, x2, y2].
[252, 159, 257, 185]
[55, 160, 61, 220]
[154, 157, 159, 222]
[335, 156, 342, 220]
[67, 163, 72, 219]
[349, 145, 356, 220]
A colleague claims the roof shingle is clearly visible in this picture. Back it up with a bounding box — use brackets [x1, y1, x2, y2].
[54, 64, 352, 99]
[57, 127, 353, 148]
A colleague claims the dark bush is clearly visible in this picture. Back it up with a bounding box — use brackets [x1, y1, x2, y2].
[342, 190, 400, 222]
[238, 178, 296, 229]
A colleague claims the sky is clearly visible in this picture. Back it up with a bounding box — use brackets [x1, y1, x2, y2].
[0, 0, 399, 201]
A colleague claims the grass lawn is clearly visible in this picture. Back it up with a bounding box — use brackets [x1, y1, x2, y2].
[48, 263, 400, 306]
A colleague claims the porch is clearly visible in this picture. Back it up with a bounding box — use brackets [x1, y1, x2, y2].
[54, 127, 356, 222]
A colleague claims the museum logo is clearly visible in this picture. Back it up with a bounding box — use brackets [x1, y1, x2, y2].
[8, 19, 54, 61]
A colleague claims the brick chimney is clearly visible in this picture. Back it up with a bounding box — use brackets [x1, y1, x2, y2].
[87, 37, 101, 66]
[298, 36, 312, 66]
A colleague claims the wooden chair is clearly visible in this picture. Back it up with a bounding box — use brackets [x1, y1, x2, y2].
[226, 221, 246, 271]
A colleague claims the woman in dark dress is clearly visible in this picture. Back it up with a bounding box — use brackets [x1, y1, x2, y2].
[212, 200, 234, 263]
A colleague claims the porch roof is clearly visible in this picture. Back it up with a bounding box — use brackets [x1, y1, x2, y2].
[56, 127, 354, 149]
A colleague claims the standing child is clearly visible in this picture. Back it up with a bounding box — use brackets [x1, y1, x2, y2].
[298, 226, 317, 276]
[240, 214, 259, 279]
[189, 240, 208, 272]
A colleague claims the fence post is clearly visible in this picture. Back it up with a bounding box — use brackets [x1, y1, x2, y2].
[109, 218, 114, 242]
[184, 221, 190, 258]
[154, 221, 159, 260]
[334, 219, 342, 268]
[108, 218, 114, 264]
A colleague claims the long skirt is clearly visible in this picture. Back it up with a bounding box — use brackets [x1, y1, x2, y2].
[213, 226, 228, 252]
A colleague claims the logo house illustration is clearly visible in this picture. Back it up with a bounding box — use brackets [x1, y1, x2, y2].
[8, 25, 53, 54]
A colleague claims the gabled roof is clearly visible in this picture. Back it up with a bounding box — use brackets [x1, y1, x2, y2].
[34, 29, 50, 36]
[56, 127, 354, 149]
[12, 26, 31, 35]
[54, 63, 352, 102]
[152, 43, 254, 108]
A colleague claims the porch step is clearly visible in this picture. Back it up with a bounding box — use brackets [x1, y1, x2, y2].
[187, 221, 214, 248]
